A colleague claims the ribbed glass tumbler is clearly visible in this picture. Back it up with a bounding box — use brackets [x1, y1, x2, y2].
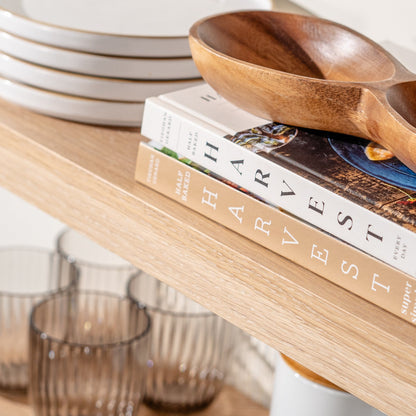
[0, 248, 77, 392]
[29, 291, 151, 416]
[56, 228, 137, 296]
[127, 272, 238, 412]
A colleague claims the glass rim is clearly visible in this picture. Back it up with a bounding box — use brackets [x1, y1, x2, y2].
[127, 272, 215, 318]
[56, 228, 136, 271]
[30, 289, 152, 349]
[0, 246, 78, 297]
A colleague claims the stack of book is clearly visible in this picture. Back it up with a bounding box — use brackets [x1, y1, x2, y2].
[135, 81, 416, 327]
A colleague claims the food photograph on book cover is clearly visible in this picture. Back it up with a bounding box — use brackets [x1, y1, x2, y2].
[228, 122, 416, 227]
[328, 136, 416, 192]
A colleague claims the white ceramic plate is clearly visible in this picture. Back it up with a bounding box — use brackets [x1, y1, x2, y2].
[0, 53, 203, 101]
[0, 31, 200, 80]
[0, 0, 273, 57]
[0, 76, 145, 126]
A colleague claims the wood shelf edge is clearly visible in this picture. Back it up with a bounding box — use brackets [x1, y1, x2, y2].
[0, 101, 415, 415]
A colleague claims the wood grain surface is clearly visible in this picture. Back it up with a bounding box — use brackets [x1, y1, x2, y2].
[0, 94, 415, 415]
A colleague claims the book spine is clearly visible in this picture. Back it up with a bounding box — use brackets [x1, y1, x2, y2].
[136, 141, 416, 326]
[141, 97, 416, 278]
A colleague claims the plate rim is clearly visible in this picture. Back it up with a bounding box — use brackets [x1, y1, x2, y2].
[0, 0, 273, 39]
[0, 30, 201, 80]
[0, 51, 203, 101]
[0, 75, 146, 126]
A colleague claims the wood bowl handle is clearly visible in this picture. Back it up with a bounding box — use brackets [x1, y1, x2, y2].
[358, 85, 416, 173]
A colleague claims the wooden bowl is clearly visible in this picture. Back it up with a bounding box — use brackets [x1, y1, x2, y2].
[189, 11, 416, 173]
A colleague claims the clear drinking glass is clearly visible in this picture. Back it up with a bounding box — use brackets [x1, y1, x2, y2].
[29, 290, 151, 416]
[127, 272, 238, 412]
[56, 228, 136, 295]
[0, 247, 77, 392]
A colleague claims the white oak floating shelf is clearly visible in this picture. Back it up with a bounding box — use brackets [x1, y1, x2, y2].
[0, 99, 415, 416]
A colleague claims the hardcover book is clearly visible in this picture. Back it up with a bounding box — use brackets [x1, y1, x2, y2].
[135, 140, 416, 325]
[140, 83, 416, 278]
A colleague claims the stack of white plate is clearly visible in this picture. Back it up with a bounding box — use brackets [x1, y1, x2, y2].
[0, 0, 273, 126]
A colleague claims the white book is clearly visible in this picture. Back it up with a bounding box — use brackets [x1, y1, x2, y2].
[141, 83, 416, 278]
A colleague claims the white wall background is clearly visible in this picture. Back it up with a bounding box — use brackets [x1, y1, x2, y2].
[291, 0, 415, 51]
[0, 187, 65, 248]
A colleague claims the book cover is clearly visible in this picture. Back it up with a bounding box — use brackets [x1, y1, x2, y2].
[140, 84, 416, 278]
[135, 140, 416, 325]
